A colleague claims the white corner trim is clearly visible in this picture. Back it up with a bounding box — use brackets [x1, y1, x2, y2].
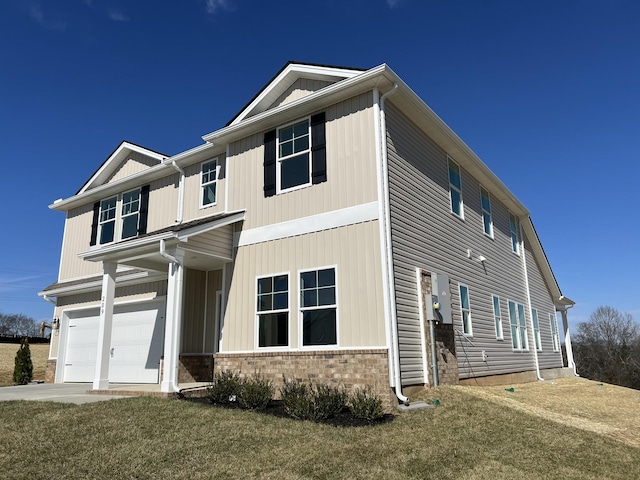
[234, 202, 379, 247]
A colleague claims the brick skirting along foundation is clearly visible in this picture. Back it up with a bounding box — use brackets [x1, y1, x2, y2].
[159, 355, 215, 383]
[214, 349, 393, 410]
[45, 359, 56, 383]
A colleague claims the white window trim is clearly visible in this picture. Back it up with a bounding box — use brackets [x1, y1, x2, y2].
[458, 283, 472, 337]
[532, 308, 542, 351]
[509, 212, 520, 255]
[550, 313, 560, 352]
[200, 158, 219, 209]
[508, 300, 529, 351]
[480, 185, 494, 238]
[276, 117, 312, 195]
[447, 156, 464, 219]
[254, 272, 290, 351]
[492, 294, 503, 340]
[297, 265, 339, 350]
[98, 195, 118, 245]
[121, 187, 141, 240]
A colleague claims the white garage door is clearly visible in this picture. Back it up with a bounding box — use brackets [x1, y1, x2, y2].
[63, 301, 165, 384]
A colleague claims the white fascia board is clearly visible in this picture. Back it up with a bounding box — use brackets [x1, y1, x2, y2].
[38, 270, 166, 297]
[78, 142, 167, 195]
[50, 162, 172, 211]
[161, 142, 221, 169]
[175, 210, 246, 241]
[202, 64, 392, 145]
[229, 63, 364, 127]
[78, 232, 177, 262]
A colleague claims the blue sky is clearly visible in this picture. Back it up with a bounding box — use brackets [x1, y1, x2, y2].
[0, 0, 638, 333]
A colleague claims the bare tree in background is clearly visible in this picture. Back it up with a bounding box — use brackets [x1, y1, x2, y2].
[573, 306, 640, 389]
[0, 313, 39, 337]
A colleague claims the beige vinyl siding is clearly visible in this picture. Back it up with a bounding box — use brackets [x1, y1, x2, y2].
[50, 281, 167, 358]
[228, 92, 378, 230]
[106, 152, 162, 184]
[385, 102, 536, 384]
[222, 220, 385, 352]
[270, 78, 334, 109]
[181, 269, 223, 353]
[59, 204, 102, 280]
[523, 236, 563, 369]
[184, 226, 233, 260]
[57, 173, 178, 281]
[182, 154, 227, 222]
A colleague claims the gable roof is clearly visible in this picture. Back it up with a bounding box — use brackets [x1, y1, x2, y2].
[77, 141, 167, 195]
[226, 61, 365, 127]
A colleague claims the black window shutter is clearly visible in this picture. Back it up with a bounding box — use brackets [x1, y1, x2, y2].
[263, 129, 277, 197]
[310, 112, 327, 184]
[138, 185, 150, 235]
[90, 202, 100, 246]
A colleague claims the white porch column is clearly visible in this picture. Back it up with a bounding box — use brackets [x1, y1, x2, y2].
[93, 262, 116, 390]
[561, 309, 576, 371]
[161, 251, 185, 393]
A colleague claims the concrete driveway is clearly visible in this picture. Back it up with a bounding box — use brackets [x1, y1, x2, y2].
[0, 383, 132, 405]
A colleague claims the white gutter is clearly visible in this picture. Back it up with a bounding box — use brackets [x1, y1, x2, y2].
[520, 220, 544, 381]
[171, 161, 185, 224]
[159, 239, 182, 393]
[377, 84, 408, 404]
[43, 295, 56, 305]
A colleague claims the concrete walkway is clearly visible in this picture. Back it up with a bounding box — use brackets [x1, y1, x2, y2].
[0, 383, 133, 404]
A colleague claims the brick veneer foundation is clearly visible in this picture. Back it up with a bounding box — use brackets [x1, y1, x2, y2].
[214, 349, 393, 409]
[45, 359, 56, 383]
[160, 355, 215, 383]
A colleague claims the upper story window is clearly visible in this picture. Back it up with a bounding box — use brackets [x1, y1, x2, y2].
[480, 186, 493, 237]
[448, 158, 463, 218]
[300, 267, 337, 346]
[492, 295, 503, 340]
[121, 188, 141, 239]
[90, 185, 150, 247]
[98, 196, 117, 244]
[509, 213, 520, 254]
[278, 119, 311, 192]
[201, 159, 218, 207]
[459, 284, 472, 336]
[263, 112, 326, 197]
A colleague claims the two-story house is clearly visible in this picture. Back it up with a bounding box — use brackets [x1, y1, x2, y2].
[39, 62, 576, 407]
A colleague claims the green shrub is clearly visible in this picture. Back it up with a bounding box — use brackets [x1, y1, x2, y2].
[239, 375, 273, 411]
[206, 370, 241, 405]
[349, 386, 385, 422]
[13, 337, 33, 385]
[280, 380, 347, 422]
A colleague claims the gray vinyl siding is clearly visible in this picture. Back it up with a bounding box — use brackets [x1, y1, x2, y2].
[385, 102, 544, 384]
[524, 236, 563, 369]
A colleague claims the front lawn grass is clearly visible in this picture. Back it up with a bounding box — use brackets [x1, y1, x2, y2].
[1, 386, 638, 479]
[0, 343, 49, 386]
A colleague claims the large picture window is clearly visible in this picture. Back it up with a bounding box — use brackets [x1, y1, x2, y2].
[257, 274, 289, 348]
[121, 188, 141, 239]
[277, 119, 310, 192]
[300, 267, 337, 346]
[201, 159, 218, 207]
[98, 196, 117, 244]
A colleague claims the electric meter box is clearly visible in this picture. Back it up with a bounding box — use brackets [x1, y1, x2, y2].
[425, 273, 452, 324]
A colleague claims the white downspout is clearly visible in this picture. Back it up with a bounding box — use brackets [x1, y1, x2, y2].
[43, 295, 56, 305]
[377, 84, 408, 404]
[519, 221, 544, 381]
[171, 161, 185, 224]
[160, 238, 182, 393]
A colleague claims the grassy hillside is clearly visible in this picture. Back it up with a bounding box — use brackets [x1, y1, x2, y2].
[0, 343, 49, 386]
[1, 379, 638, 479]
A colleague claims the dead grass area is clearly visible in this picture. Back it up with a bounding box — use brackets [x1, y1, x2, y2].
[458, 376, 640, 448]
[0, 343, 49, 386]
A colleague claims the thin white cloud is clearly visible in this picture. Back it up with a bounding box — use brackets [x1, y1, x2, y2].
[108, 10, 130, 22]
[29, 2, 68, 31]
[204, 0, 231, 14]
[386, 0, 399, 8]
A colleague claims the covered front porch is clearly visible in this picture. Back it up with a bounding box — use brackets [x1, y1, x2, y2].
[78, 211, 244, 393]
